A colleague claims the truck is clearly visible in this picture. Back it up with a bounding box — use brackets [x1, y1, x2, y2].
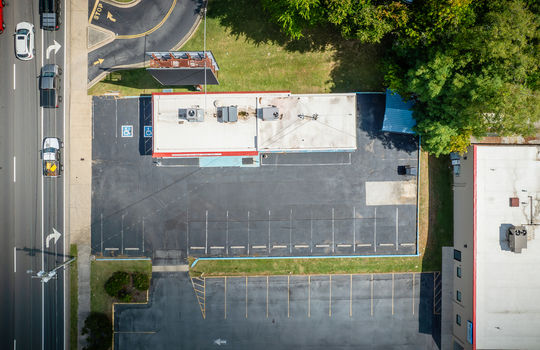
[42, 137, 63, 177]
[40, 64, 61, 108]
[39, 0, 60, 31]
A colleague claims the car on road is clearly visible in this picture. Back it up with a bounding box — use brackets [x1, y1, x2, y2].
[0, 1, 6, 34]
[40, 64, 62, 108]
[14, 22, 34, 60]
[42, 137, 63, 177]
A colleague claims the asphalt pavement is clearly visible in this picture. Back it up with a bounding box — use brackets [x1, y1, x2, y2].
[0, 0, 67, 349]
[87, 0, 203, 83]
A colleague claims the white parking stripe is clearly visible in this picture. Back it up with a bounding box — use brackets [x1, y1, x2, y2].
[13, 64, 16, 90]
[252, 245, 266, 249]
[124, 248, 139, 251]
[294, 244, 309, 249]
[337, 244, 352, 248]
[13, 157, 16, 182]
[400, 243, 415, 247]
[272, 245, 287, 249]
[315, 244, 330, 248]
[379, 243, 394, 247]
[230, 246, 245, 249]
[356, 243, 372, 247]
[210, 246, 224, 249]
[395, 208, 399, 251]
[190, 246, 205, 250]
[104, 248, 119, 251]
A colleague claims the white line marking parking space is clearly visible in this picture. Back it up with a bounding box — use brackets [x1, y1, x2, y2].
[13, 157, 16, 182]
[13, 64, 16, 90]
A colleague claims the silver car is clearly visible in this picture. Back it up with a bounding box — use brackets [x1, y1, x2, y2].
[15, 22, 34, 60]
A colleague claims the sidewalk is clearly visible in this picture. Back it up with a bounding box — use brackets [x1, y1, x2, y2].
[68, 0, 92, 348]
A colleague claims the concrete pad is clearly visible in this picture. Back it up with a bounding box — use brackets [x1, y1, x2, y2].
[365, 180, 417, 206]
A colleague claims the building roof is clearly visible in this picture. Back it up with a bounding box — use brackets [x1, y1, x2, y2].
[381, 89, 416, 134]
[474, 145, 540, 349]
[151, 92, 357, 157]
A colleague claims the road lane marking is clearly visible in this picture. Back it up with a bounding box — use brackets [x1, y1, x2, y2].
[224, 277, 227, 319]
[371, 274, 374, 316]
[349, 274, 352, 317]
[266, 276, 269, 318]
[245, 276, 248, 318]
[88, 0, 101, 24]
[116, 0, 178, 39]
[13, 247, 16, 273]
[329, 275, 332, 317]
[308, 275, 311, 317]
[13, 157, 15, 182]
[13, 64, 15, 90]
[287, 275, 290, 318]
[412, 272, 415, 315]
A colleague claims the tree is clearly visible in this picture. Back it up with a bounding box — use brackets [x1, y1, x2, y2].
[132, 272, 150, 291]
[387, 0, 539, 155]
[81, 313, 112, 350]
[104, 271, 130, 298]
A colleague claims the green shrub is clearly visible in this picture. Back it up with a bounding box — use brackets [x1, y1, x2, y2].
[81, 312, 112, 350]
[132, 272, 150, 291]
[104, 271, 130, 297]
[117, 289, 133, 302]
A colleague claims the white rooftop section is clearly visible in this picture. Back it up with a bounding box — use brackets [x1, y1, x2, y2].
[475, 145, 540, 349]
[152, 92, 356, 157]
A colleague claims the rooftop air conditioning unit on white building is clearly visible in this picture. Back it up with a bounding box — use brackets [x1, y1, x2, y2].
[507, 226, 528, 253]
[178, 108, 204, 122]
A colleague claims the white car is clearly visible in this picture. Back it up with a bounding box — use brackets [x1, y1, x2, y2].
[15, 22, 34, 60]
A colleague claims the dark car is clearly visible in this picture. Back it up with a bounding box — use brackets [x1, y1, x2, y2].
[0, 1, 6, 34]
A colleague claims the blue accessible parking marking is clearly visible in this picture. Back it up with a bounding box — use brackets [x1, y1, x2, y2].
[144, 126, 152, 138]
[121, 125, 133, 137]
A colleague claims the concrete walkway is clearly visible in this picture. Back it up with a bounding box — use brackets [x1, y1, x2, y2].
[68, 0, 93, 348]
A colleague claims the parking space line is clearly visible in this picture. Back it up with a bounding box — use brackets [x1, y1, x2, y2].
[273, 245, 287, 249]
[247, 211, 250, 255]
[226, 211, 229, 255]
[379, 243, 394, 247]
[287, 275, 290, 318]
[337, 244, 352, 248]
[289, 209, 293, 254]
[230, 246, 245, 249]
[370, 274, 374, 316]
[190, 247, 205, 250]
[124, 248, 139, 251]
[245, 276, 248, 318]
[310, 211, 313, 253]
[205, 210, 208, 255]
[374, 208, 377, 252]
[268, 210, 271, 254]
[392, 273, 394, 315]
[224, 277, 227, 319]
[266, 276, 269, 318]
[142, 218, 145, 253]
[104, 248, 119, 251]
[395, 208, 399, 251]
[187, 210, 190, 256]
[100, 213, 103, 255]
[308, 275, 311, 318]
[294, 244, 309, 249]
[356, 243, 372, 247]
[400, 243, 415, 247]
[353, 207, 356, 252]
[329, 275, 332, 317]
[315, 244, 330, 248]
[412, 272, 415, 315]
[13, 64, 16, 90]
[121, 214, 124, 255]
[332, 208, 335, 253]
[349, 274, 352, 317]
[210, 246, 224, 249]
[252, 245, 267, 249]
[115, 100, 118, 138]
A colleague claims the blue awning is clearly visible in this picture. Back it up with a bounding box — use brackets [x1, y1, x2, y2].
[382, 89, 416, 134]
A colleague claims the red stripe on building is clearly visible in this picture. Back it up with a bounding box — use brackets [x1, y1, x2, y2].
[152, 151, 259, 158]
[151, 90, 290, 96]
[473, 145, 477, 350]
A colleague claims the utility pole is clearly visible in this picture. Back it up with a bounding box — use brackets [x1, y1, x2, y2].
[29, 257, 76, 283]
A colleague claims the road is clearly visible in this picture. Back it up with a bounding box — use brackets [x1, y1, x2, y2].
[0, 0, 67, 349]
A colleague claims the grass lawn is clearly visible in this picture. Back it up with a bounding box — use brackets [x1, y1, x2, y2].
[70, 245, 78, 350]
[90, 260, 152, 317]
[88, 0, 386, 96]
[190, 152, 454, 277]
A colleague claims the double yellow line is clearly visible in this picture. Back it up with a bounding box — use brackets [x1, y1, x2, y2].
[88, 0, 178, 39]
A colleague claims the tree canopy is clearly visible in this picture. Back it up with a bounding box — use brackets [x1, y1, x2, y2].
[263, 0, 540, 155]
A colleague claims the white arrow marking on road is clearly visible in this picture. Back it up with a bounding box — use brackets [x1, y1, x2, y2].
[214, 338, 227, 346]
[46, 228, 62, 248]
[46, 40, 62, 60]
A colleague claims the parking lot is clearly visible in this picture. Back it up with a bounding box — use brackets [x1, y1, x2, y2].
[114, 272, 440, 349]
[91, 94, 419, 260]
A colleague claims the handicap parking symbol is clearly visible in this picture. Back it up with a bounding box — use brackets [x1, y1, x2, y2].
[121, 125, 133, 138]
[144, 125, 153, 138]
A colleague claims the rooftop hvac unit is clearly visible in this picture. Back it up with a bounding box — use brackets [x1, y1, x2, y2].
[507, 225, 527, 253]
[178, 108, 204, 122]
[257, 106, 280, 121]
[217, 106, 238, 123]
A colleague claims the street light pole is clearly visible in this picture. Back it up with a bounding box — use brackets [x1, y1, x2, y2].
[31, 257, 76, 283]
